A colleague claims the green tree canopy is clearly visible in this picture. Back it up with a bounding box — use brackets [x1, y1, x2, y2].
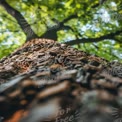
[0, 0, 122, 62]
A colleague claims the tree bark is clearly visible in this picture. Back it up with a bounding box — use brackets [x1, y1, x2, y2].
[0, 38, 122, 122]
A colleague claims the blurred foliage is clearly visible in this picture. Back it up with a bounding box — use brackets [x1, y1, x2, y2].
[0, 0, 122, 62]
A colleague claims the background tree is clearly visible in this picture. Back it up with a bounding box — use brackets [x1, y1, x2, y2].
[0, 0, 122, 61]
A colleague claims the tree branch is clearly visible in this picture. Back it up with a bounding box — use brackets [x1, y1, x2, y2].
[0, 0, 38, 41]
[41, 14, 78, 40]
[0, 30, 20, 33]
[65, 30, 122, 45]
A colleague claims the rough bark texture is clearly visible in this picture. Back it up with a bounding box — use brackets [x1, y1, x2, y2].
[0, 39, 122, 122]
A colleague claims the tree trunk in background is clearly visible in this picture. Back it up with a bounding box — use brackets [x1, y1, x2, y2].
[0, 39, 122, 122]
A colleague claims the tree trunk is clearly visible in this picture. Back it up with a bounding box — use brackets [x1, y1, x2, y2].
[0, 38, 122, 122]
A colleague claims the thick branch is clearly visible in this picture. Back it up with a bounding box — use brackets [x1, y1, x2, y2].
[65, 30, 122, 45]
[0, 0, 38, 41]
[41, 14, 78, 40]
